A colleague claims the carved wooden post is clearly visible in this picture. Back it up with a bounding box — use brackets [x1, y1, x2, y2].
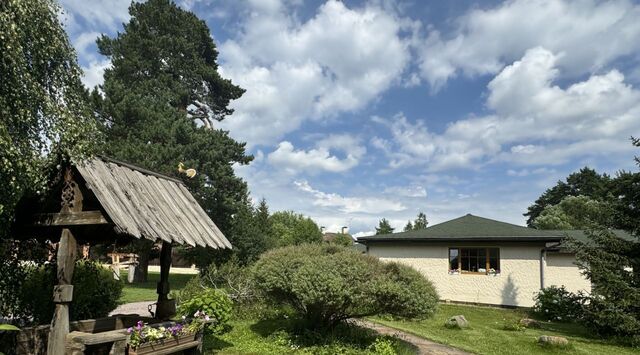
[155, 241, 175, 320]
[47, 168, 82, 355]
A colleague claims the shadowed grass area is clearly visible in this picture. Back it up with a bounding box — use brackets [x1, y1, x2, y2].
[205, 318, 417, 354]
[372, 304, 637, 355]
[119, 271, 196, 303]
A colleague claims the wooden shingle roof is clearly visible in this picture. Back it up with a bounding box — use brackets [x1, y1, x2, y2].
[75, 157, 231, 249]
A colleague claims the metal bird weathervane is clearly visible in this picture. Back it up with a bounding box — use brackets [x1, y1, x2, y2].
[178, 162, 197, 178]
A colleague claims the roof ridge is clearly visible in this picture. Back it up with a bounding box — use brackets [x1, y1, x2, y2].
[96, 155, 185, 185]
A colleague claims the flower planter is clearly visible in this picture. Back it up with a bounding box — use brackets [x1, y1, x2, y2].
[128, 332, 198, 355]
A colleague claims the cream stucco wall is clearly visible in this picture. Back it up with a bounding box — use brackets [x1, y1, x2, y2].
[545, 252, 591, 294]
[368, 243, 590, 307]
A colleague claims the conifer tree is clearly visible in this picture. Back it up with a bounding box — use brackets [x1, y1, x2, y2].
[94, 0, 251, 277]
[413, 212, 428, 230]
[403, 220, 413, 232]
[567, 139, 640, 344]
[375, 218, 394, 235]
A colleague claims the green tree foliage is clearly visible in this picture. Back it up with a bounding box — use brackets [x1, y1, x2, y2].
[269, 211, 322, 246]
[94, 0, 251, 274]
[567, 229, 640, 345]
[375, 218, 394, 235]
[413, 212, 428, 230]
[252, 244, 439, 329]
[532, 195, 615, 230]
[20, 260, 123, 324]
[524, 168, 612, 226]
[563, 140, 640, 345]
[330, 233, 354, 247]
[403, 221, 413, 232]
[0, 0, 99, 234]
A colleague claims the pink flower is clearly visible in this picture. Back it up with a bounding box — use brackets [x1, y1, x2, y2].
[204, 316, 210, 321]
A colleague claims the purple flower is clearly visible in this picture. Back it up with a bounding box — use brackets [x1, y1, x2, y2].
[127, 327, 133, 334]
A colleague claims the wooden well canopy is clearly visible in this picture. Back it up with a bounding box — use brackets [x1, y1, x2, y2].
[19, 156, 231, 249]
[14, 156, 232, 355]
[75, 157, 231, 248]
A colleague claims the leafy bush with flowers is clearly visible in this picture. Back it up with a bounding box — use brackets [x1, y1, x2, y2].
[532, 286, 583, 322]
[127, 310, 212, 349]
[177, 288, 232, 334]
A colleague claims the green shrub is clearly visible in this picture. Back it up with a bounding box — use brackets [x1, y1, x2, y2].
[21, 260, 123, 324]
[532, 286, 582, 322]
[252, 244, 439, 329]
[177, 258, 265, 320]
[177, 288, 232, 334]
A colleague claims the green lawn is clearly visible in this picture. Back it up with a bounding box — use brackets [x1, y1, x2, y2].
[372, 304, 637, 355]
[204, 318, 417, 354]
[119, 271, 196, 303]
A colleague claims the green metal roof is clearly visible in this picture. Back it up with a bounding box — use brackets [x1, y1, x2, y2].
[358, 214, 633, 244]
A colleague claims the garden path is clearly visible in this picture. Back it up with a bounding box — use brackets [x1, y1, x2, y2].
[357, 320, 472, 355]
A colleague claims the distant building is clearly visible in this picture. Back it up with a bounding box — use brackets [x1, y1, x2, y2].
[358, 213, 632, 307]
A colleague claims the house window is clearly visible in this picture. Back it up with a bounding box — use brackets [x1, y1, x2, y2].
[448, 248, 500, 275]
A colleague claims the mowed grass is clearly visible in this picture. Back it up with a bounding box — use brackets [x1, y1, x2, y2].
[372, 304, 637, 355]
[119, 271, 196, 303]
[204, 318, 417, 355]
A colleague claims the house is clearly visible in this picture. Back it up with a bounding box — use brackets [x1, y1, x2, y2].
[358, 214, 631, 307]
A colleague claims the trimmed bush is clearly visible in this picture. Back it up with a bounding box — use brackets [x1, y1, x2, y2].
[252, 244, 438, 328]
[21, 260, 123, 324]
[177, 288, 232, 334]
[532, 286, 582, 322]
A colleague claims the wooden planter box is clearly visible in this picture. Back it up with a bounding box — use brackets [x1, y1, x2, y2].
[128, 332, 200, 355]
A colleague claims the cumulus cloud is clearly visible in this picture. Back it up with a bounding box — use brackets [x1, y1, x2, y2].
[374, 47, 640, 170]
[60, 0, 131, 31]
[268, 134, 365, 173]
[219, 0, 412, 146]
[417, 0, 640, 90]
[383, 185, 427, 198]
[294, 180, 406, 214]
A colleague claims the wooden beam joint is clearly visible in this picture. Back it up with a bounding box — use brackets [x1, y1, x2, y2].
[30, 211, 109, 227]
[53, 285, 74, 303]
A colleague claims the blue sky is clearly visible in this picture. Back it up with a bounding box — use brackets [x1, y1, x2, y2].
[59, 0, 640, 236]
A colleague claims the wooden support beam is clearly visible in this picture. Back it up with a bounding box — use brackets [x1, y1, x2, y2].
[155, 241, 176, 320]
[47, 168, 82, 355]
[30, 211, 109, 227]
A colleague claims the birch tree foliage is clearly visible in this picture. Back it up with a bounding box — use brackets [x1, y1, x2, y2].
[0, 0, 99, 235]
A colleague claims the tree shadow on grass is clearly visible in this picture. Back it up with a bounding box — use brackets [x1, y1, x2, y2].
[204, 336, 234, 352]
[249, 317, 390, 350]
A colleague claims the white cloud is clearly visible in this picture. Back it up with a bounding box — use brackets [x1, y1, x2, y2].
[267, 134, 365, 174]
[417, 0, 640, 90]
[294, 180, 405, 214]
[81, 60, 111, 89]
[373, 47, 640, 170]
[507, 167, 555, 177]
[59, 0, 131, 32]
[219, 0, 412, 146]
[384, 185, 427, 198]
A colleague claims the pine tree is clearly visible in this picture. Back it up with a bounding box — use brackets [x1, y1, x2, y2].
[567, 139, 640, 344]
[94, 0, 251, 277]
[403, 220, 413, 232]
[375, 218, 394, 235]
[413, 212, 428, 230]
